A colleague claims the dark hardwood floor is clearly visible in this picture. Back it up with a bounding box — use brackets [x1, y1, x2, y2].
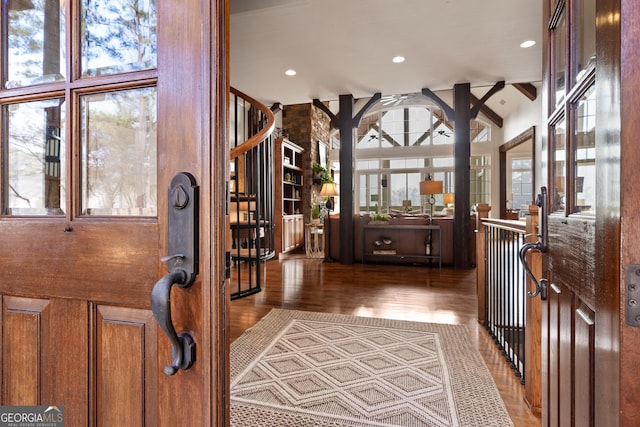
[229, 253, 541, 427]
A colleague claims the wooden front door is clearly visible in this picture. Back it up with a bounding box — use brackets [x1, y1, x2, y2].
[0, 1, 228, 426]
[540, 0, 620, 425]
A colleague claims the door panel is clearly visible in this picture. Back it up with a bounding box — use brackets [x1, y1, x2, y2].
[2, 297, 49, 405]
[574, 302, 595, 427]
[541, 0, 619, 424]
[558, 285, 573, 427]
[0, 0, 227, 425]
[546, 283, 560, 427]
[95, 306, 157, 427]
[2, 297, 88, 426]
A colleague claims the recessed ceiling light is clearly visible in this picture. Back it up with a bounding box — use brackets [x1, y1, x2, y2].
[520, 40, 536, 48]
[392, 56, 405, 63]
[285, 69, 296, 76]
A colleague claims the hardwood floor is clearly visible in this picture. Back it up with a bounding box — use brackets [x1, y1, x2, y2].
[229, 253, 541, 427]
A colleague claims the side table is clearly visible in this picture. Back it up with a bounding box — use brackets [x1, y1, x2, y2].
[305, 223, 324, 258]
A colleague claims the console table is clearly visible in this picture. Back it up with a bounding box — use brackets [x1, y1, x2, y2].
[361, 223, 441, 268]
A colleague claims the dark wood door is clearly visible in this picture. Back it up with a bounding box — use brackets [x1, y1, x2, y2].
[0, 1, 228, 426]
[541, 0, 620, 426]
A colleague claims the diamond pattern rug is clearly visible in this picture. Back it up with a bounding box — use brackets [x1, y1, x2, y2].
[231, 309, 513, 426]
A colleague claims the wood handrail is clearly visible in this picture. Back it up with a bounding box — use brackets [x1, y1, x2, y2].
[480, 218, 526, 234]
[229, 87, 275, 160]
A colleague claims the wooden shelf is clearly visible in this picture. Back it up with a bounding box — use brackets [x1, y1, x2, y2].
[274, 138, 305, 254]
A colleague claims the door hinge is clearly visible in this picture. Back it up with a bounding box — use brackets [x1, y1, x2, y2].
[625, 264, 640, 327]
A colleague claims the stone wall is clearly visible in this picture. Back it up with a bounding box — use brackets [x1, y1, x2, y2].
[282, 103, 331, 222]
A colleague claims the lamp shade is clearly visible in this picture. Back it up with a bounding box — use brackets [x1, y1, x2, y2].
[443, 193, 454, 204]
[419, 180, 443, 195]
[319, 182, 339, 197]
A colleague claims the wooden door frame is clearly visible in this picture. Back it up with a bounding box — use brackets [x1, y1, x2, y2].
[620, 1, 640, 425]
[156, 0, 228, 425]
[498, 126, 535, 219]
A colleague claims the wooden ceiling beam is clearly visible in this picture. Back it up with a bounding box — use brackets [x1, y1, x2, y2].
[512, 82, 538, 101]
[470, 93, 503, 128]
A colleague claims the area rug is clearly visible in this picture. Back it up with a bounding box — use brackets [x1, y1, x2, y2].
[231, 309, 513, 427]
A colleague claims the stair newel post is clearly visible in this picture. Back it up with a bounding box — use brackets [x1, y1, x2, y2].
[524, 204, 542, 412]
[475, 203, 491, 323]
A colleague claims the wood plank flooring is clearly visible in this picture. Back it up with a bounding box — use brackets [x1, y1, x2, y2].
[230, 254, 541, 427]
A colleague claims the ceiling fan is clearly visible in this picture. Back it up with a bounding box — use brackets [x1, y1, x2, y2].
[380, 94, 409, 106]
[436, 129, 453, 137]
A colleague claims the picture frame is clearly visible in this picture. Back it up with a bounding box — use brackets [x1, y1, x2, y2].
[318, 141, 328, 167]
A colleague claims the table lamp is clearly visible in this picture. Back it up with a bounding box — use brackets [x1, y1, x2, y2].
[419, 178, 443, 223]
[319, 182, 339, 262]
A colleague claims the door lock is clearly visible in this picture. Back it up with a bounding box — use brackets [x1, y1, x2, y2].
[151, 172, 199, 375]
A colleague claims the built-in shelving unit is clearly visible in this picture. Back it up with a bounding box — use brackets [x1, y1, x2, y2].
[274, 138, 305, 254]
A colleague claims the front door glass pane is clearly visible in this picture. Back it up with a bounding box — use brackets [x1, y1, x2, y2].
[81, 0, 157, 77]
[4, 0, 66, 88]
[553, 9, 567, 108]
[4, 99, 66, 215]
[80, 87, 157, 216]
[574, 84, 596, 214]
[575, 0, 596, 83]
[553, 119, 567, 212]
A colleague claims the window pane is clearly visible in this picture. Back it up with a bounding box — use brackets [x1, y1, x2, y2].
[80, 87, 157, 216]
[552, 119, 566, 212]
[575, 0, 596, 83]
[81, 0, 157, 77]
[359, 174, 380, 213]
[471, 120, 490, 142]
[574, 84, 596, 214]
[5, 1, 66, 88]
[4, 99, 66, 215]
[408, 108, 431, 146]
[388, 172, 420, 212]
[470, 163, 490, 205]
[510, 158, 533, 210]
[553, 9, 567, 107]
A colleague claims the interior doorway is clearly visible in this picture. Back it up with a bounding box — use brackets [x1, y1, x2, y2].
[499, 127, 535, 219]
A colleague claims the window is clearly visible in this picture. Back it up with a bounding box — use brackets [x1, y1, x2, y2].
[2, 0, 158, 218]
[470, 156, 491, 206]
[548, 0, 596, 216]
[354, 103, 491, 214]
[509, 158, 533, 211]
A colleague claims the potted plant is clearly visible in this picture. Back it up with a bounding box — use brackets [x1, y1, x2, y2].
[312, 163, 331, 185]
[311, 204, 321, 224]
[369, 213, 391, 224]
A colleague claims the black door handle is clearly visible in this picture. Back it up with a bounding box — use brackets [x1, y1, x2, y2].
[151, 269, 196, 375]
[518, 186, 548, 300]
[519, 241, 547, 300]
[151, 173, 199, 376]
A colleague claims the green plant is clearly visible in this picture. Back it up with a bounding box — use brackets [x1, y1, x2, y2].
[311, 204, 321, 219]
[370, 213, 391, 222]
[312, 163, 333, 184]
[312, 163, 327, 173]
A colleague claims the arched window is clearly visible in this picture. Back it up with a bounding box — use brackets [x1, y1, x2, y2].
[353, 99, 491, 214]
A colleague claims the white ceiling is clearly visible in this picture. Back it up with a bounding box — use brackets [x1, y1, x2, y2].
[230, 0, 543, 117]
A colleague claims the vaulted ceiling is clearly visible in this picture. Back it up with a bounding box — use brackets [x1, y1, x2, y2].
[230, 0, 543, 118]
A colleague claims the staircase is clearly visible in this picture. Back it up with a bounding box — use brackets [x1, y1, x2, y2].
[228, 87, 276, 299]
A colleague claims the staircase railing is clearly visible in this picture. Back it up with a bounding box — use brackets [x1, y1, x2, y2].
[475, 203, 542, 412]
[229, 87, 276, 300]
[482, 218, 527, 382]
